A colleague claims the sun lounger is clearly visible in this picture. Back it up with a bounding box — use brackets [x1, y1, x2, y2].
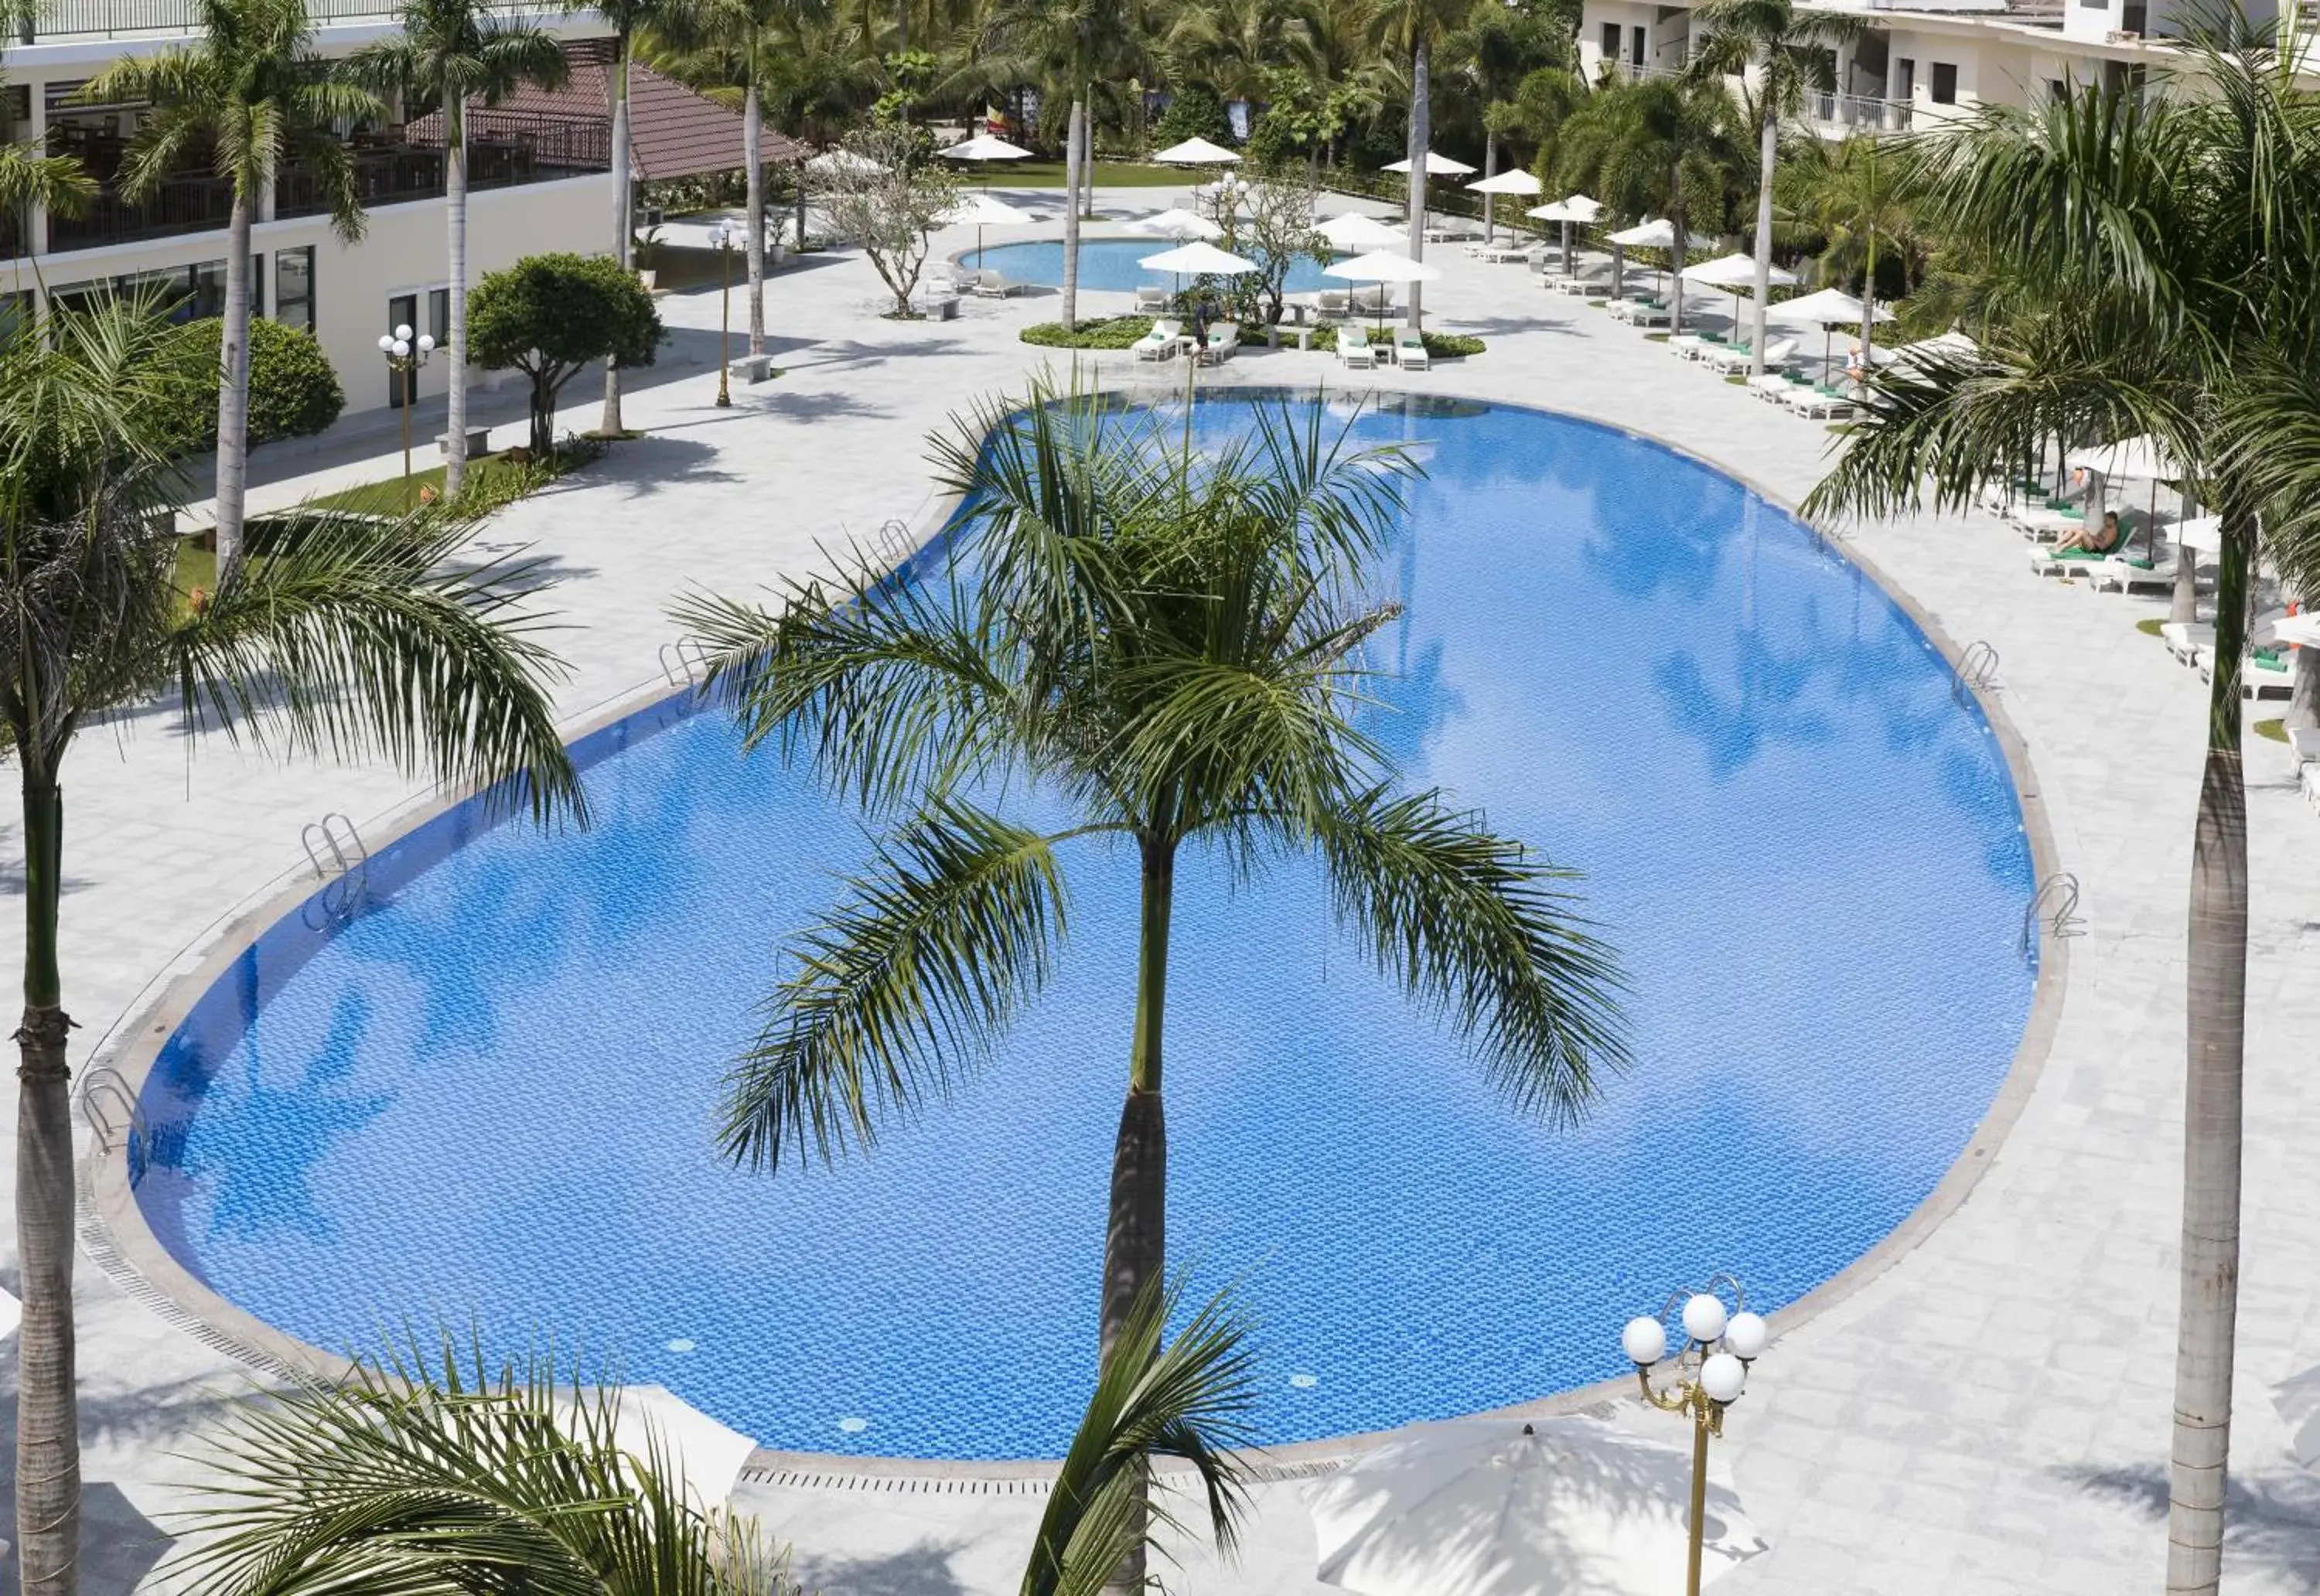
[1470, 243, 1532, 263]
[1791, 387, 1855, 419]
[1549, 275, 1606, 295]
[2090, 554, 2174, 593]
[2025, 542, 2129, 576]
[1394, 330, 1431, 371]
[2206, 647, 2296, 699]
[1134, 319, 1186, 361]
[1669, 332, 1706, 360]
[1317, 288, 1349, 318]
[2291, 728, 2320, 811]
[1338, 324, 1377, 370]
[969, 270, 1024, 298]
[1199, 321, 1240, 365]
[2011, 506, 2086, 541]
[1135, 285, 1170, 313]
[2161, 620, 2212, 664]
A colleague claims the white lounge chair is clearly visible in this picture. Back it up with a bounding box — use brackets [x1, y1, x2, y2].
[1317, 288, 1350, 319]
[969, 270, 1023, 298]
[1394, 329, 1430, 370]
[1669, 332, 1706, 360]
[1790, 387, 1857, 419]
[1337, 324, 1377, 370]
[2161, 620, 2212, 665]
[1470, 243, 1531, 264]
[1134, 319, 1186, 361]
[1135, 285, 1170, 313]
[1710, 337, 1798, 375]
[2290, 728, 2320, 812]
[1199, 321, 1240, 365]
[2090, 554, 2174, 593]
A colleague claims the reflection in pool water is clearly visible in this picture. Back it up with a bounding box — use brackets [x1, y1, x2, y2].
[138, 393, 2036, 1460]
[962, 237, 1342, 295]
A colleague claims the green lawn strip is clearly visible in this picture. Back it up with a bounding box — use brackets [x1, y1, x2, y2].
[2137, 617, 2165, 637]
[999, 161, 1201, 189]
[1022, 316, 1155, 349]
[2255, 717, 2288, 743]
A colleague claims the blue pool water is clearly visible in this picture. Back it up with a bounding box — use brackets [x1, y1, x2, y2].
[138, 394, 2036, 1460]
[964, 237, 1341, 294]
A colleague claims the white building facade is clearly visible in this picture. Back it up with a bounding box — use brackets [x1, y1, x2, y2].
[2, 0, 616, 418]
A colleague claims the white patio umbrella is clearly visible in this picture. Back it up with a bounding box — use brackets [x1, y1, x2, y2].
[1307, 1417, 1769, 1596]
[937, 191, 1036, 268]
[1139, 237, 1257, 309]
[1384, 149, 1478, 236]
[1314, 212, 1407, 251]
[1465, 167, 1540, 244]
[1130, 206, 1223, 240]
[2272, 612, 2320, 649]
[1151, 135, 1241, 166]
[1528, 193, 1602, 274]
[1325, 248, 1443, 333]
[1604, 218, 1701, 297]
[939, 132, 1033, 164]
[1681, 251, 1800, 336]
[1769, 286, 1893, 379]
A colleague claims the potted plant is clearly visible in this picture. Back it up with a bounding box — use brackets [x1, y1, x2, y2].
[633, 223, 664, 291]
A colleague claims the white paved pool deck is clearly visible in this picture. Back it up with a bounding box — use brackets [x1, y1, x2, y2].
[15, 185, 2320, 1593]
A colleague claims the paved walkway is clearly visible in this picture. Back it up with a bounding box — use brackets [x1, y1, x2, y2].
[9, 186, 2318, 1593]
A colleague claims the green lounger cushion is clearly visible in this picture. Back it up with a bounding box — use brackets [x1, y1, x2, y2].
[2253, 648, 2288, 671]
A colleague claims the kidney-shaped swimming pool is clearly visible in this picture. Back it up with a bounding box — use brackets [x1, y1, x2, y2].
[133, 392, 2038, 1460]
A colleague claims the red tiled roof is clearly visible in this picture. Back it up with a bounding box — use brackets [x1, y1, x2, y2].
[410, 39, 807, 182]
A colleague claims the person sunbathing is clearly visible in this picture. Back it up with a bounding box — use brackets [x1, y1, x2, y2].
[2056, 510, 2123, 555]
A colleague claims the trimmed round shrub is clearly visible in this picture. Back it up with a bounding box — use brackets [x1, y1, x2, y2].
[142, 317, 346, 456]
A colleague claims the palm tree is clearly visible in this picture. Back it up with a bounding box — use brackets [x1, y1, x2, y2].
[1803, 51, 2320, 1596]
[1555, 75, 1742, 333]
[83, 0, 378, 577]
[1774, 130, 1922, 367]
[1684, 0, 1860, 375]
[1025, 1274, 1257, 1596]
[3, 4, 97, 258]
[1164, 0, 1320, 106]
[679, 386, 1628, 1587]
[166, 1337, 796, 1593]
[1366, 0, 1473, 329]
[343, 1, 566, 501]
[573, 0, 704, 433]
[0, 296, 583, 1596]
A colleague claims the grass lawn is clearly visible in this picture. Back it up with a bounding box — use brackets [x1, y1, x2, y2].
[2137, 617, 2165, 637]
[2256, 717, 2288, 743]
[174, 540, 216, 603]
[311, 456, 521, 516]
[995, 161, 1199, 189]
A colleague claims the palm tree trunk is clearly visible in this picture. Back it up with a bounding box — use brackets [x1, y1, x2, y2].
[1669, 206, 1686, 335]
[745, 74, 766, 356]
[2165, 519, 2250, 1596]
[1479, 130, 1496, 244]
[1061, 97, 1083, 332]
[16, 766, 78, 1596]
[1078, 97, 1095, 221]
[602, 32, 633, 437]
[445, 95, 469, 500]
[1101, 834, 1172, 1596]
[213, 189, 253, 573]
[1405, 36, 1428, 333]
[1749, 98, 1776, 377]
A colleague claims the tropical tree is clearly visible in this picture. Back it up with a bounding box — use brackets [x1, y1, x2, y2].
[1802, 50, 2320, 1596]
[1024, 1275, 1258, 1596]
[1684, 0, 1861, 375]
[2, 2, 96, 252]
[0, 296, 582, 1596]
[83, 0, 378, 577]
[679, 386, 1628, 1587]
[1773, 130, 1923, 364]
[571, 0, 703, 434]
[1554, 75, 1743, 332]
[1366, 0, 1475, 328]
[342, 0, 569, 501]
[166, 1338, 797, 1593]
[1443, 0, 1568, 231]
[1163, 0, 1319, 105]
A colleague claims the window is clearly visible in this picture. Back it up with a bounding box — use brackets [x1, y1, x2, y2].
[2049, 77, 2069, 102]
[428, 286, 449, 350]
[1930, 61, 1958, 104]
[1629, 25, 1646, 64]
[1600, 22, 1620, 62]
[274, 246, 315, 332]
[1893, 57, 1915, 98]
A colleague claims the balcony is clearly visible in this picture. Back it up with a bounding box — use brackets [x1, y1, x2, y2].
[16, 0, 540, 42]
[1807, 90, 1916, 134]
[43, 111, 611, 253]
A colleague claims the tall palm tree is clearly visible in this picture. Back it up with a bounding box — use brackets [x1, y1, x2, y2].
[679, 386, 1628, 1587]
[1803, 50, 2320, 1596]
[1684, 0, 1860, 375]
[1555, 75, 1742, 333]
[0, 296, 583, 1596]
[1366, 0, 1472, 329]
[83, 0, 377, 577]
[1163, 0, 1320, 105]
[1025, 1274, 1257, 1596]
[343, 0, 567, 501]
[166, 1338, 795, 1593]
[1774, 130, 1922, 366]
[573, 0, 703, 433]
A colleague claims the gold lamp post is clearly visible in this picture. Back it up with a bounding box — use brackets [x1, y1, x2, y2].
[1621, 1277, 1769, 1596]
[708, 218, 736, 408]
[377, 324, 436, 488]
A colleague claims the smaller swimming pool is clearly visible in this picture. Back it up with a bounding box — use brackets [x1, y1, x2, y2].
[963, 238, 1340, 295]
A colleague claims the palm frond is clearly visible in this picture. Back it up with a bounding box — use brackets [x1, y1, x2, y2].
[1315, 785, 1628, 1125]
[171, 506, 582, 825]
[718, 798, 1088, 1172]
[1022, 1274, 1261, 1596]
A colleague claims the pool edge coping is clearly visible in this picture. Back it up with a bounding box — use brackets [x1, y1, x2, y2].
[84, 384, 2069, 1487]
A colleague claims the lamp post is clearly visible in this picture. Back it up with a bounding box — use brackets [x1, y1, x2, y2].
[376, 322, 436, 489]
[1621, 1276, 1769, 1596]
[708, 219, 735, 407]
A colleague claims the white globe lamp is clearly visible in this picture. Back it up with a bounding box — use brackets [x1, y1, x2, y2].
[1621, 1315, 1667, 1368]
[1681, 1293, 1728, 1345]
[390, 339, 411, 360]
[416, 333, 436, 354]
[376, 333, 394, 353]
[1700, 1352, 1747, 1404]
[1725, 1311, 1769, 1361]
[394, 322, 414, 342]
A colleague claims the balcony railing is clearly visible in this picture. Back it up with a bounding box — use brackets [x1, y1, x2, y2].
[1807, 90, 1916, 134]
[45, 114, 609, 252]
[18, 0, 553, 41]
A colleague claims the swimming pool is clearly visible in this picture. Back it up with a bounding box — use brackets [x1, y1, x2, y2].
[963, 237, 1341, 295]
[134, 393, 2037, 1461]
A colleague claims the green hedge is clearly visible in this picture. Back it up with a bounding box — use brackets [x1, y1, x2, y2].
[1020, 316, 1156, 349]
[140, 317, 346, 456]
[1304, 326, 1486, 358]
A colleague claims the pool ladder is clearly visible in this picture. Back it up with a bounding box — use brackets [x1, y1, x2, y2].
[1953, 640, 2001, 707]
[301, 812, 370, 924]
[2021, 871, 2085, 960]
[659, 637, 714, 688]
[81, 1065, 151, 1188]
[870, 517, 916, 571]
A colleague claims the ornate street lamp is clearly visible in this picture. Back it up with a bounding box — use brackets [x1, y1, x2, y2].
[376, 323, 436, 487]
[708, 219, 736, 408]
[1622, 1276, 1769, 1596]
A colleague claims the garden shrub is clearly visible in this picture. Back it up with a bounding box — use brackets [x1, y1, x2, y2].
[142, 318, 346, 456]
[1020, 316, 1156, 349]
[1152, 86, 1233, 151]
